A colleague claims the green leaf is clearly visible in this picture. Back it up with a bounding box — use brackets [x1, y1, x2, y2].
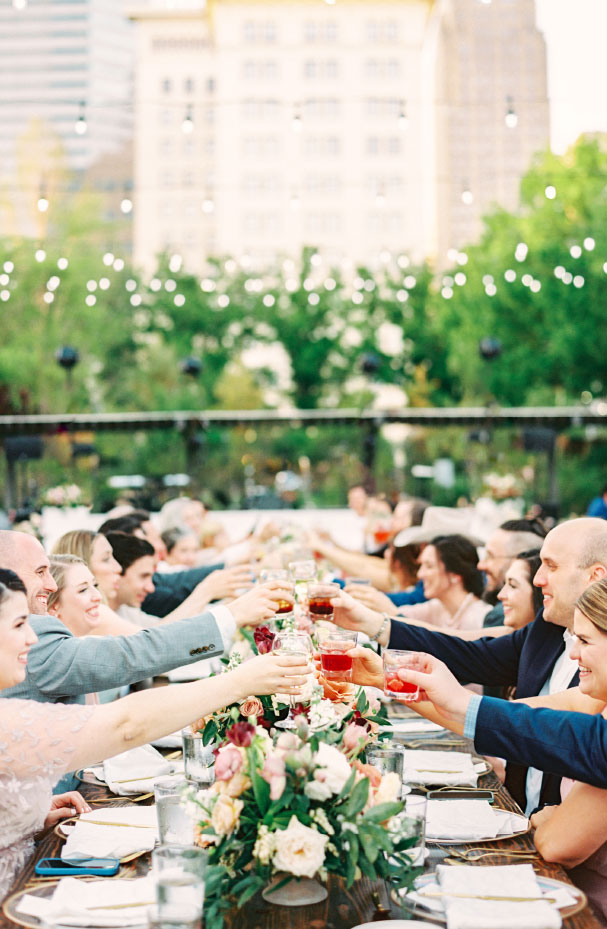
[336, 768, 356, 802]
[362, 801, 402, 823]
[250, 765, 271, 815]
[358, 827, 379, 863]
[343, 776, 369, 818]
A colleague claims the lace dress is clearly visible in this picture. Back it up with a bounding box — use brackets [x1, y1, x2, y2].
[0, 698, 94, 899]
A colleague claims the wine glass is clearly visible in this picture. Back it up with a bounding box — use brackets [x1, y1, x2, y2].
[271, 631, 314, 729]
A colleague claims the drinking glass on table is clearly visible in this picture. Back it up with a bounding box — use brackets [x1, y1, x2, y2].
[152, 845, 207, 926]
[317, 628, 358, 682]
[181, 729, 215, 787]
[401, 794, 427, 866]
[154, 776, 195, 845]
[383, 649, 423, 702]
[271, 631, 314, 728]
[307, 581, 340, 621]
[366, 741, 405, 798]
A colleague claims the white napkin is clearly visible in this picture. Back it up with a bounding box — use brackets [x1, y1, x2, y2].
[102, 745, 174, 795]
[425, 799, 527, 840]
[16, 876, 154, 927]
[150, 730, 182, 749]
[62, 806, 158, 860]
[386, 718, 445, 735]
[436, 865, 562, 929]
[403, 750, 478, 786]
[164, 657, 221, 682]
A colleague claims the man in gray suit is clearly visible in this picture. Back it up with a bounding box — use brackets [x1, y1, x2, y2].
[0, 530, 287, 706]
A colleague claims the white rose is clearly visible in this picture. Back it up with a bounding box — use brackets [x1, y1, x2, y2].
[304, 779, 332, 802]
[312, 742, 352, 795]
[272, 815, 329, 879]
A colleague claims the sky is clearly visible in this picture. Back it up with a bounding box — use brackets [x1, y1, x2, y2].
[535, 0, 607, 153]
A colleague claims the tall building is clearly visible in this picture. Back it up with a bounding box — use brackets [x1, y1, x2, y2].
[0, 0, 133, 238]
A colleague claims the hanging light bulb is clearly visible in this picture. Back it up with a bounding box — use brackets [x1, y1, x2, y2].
[75, 101, 87, 135]
[12, 0, 27, 10]
[291, 105, 302, 132]
[201, 193, 215, 214]
[461, 183, 473, 205]
[120, 198, 133, 214]
[398, 101, 409, 131]
[182, 104, 194, 134]
[505, 96, 518, 128]
[37, 186, 49, 212]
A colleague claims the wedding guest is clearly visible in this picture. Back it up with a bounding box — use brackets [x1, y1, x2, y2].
[478, 518, 547, 625]
[530, 578, 607, 923]
[160, 525, 201, 570]
[0, 567, 307, 899]
[48, 555, 137, 638]
[498, 550, 542, 630]
[52, 530, 121, 605]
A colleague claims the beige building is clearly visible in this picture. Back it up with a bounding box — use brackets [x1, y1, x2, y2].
[129, 0, 549, 273]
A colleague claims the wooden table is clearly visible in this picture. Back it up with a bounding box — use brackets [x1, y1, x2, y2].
[1, 741, 602, 929]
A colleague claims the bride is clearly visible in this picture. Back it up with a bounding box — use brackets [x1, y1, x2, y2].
[0, 569, 307, 897]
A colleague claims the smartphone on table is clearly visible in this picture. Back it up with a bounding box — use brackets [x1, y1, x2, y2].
[35, 857, 120, 877]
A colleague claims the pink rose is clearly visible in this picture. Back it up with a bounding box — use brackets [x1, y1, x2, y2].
[275, 732, 299, 753]
[261, 754, 286, 801]
[214, 744, 244, 781]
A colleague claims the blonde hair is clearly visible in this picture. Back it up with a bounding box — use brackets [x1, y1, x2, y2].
[52, 530, 98, 567]
[48, 554, 86, 612]
[576, 577, 607, 633]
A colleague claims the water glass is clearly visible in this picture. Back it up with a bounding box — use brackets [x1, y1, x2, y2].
[152, 845, 207, 924]
[401, 794, 427, 866]
[366, 741, 405, 797]
[154, 776, 195, 845]
[182, 729, 215, 787]
[317, 628, 358, 681]
[147, 904, 201, 929]
[383, 648, 422, 701]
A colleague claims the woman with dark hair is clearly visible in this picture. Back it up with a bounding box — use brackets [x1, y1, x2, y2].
[396, 534, 490, 631]
[497, 549, 542, 630]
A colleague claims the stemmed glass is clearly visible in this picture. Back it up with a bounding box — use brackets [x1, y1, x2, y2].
[271, 631, 314, 729]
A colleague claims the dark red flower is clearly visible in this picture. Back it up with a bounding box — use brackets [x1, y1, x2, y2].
[253, 625, 276, 655]
[290, 703, 311, 720]
[226, 721, 256, 747]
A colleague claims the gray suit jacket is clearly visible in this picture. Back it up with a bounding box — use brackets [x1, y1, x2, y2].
[1, 613, 224, 705]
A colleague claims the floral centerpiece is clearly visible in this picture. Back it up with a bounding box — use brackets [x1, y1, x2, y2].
[189, 716, 421, 929]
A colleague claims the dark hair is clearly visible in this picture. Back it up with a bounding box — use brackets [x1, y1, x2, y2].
[390, 542, 423, 588]
[429, 535, 484, 598]
[409, 499, 430, 527]
[0, 568, 27, 605]
[511, 549, 543, 616]
[105, 532, 155, 574]
[98, 511, 151, 536]
[500, 518, 547, 539]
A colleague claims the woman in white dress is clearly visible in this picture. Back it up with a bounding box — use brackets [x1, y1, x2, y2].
[0, 568, 307, 898]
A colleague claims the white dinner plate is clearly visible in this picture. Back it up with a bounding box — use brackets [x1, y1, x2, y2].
[426, 809, 529, 845]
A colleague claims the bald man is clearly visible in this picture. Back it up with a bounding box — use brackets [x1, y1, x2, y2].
[334, 518, 607, 813]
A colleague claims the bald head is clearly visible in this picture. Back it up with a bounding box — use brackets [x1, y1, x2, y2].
[0, 530, 56, 614]
[535, 518, 607, 627]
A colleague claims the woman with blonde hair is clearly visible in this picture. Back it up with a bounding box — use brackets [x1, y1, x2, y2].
[52, 530, 121, 607]
[531, 577, 607, 924]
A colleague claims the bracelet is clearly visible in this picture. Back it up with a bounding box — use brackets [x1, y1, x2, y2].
[369, 613, 390, 643]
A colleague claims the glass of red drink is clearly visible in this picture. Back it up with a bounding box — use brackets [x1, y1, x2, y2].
[318, 629, 358, 681]
[383, 649, 421, 701]
[307, 582, 340, 620]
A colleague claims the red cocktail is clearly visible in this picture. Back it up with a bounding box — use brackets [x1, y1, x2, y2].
[318, 629, 358, 681]
[306, 582, 340, 621]
[383, 649, 421, 702]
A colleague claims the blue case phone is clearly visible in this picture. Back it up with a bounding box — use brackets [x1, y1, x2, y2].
[35, 857, 120, 876]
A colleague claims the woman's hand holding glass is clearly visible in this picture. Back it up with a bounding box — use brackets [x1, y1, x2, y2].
[271, 632, 314, 726]
[232, 652, 308, 700]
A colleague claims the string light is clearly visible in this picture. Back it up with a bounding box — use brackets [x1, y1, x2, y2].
[398, 101, 409, 131]
[181, 105, 194, 135]
[545, 185, 556, 199]
[37, 195, 49, 213]
[570, 245, 582, 259]
[201, 194, 215, 214]
[291, 106, 302, 132]
[461, 184, 473, 205]
[504, 96, 518, 129]
[120, 198, 133, 214]
[75, 101, 87, 136]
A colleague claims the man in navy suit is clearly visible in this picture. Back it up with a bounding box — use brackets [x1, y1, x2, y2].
[334, 517, 607, 811]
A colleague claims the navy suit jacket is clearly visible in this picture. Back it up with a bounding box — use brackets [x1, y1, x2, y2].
[143, 563, 224, 616]
[389, 612, 579, 808]
[475, 698, 607, 788]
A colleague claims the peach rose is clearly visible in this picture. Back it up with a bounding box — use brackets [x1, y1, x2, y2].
[217, 771, 251, 798]
[355, 759, 382, 789]
[241, 696, 264, 719]
[211, 794, 244, 835]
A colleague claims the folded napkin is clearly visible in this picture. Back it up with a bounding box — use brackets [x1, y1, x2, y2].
[16, 876, 154, 927]
[437, 864, 562, 929]
[62, 806, 158, 861]
[425, 799, 527, 840]
[403, 750, 478, 786]
[150, 730, 182, 749]
[165, 657, 221, 682]
[386, 719, 446, 735]
[101, 745, 175, 795]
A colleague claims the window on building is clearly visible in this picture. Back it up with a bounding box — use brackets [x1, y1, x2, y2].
[184, 77, 194, 94]
[161, 78, 171, 93]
